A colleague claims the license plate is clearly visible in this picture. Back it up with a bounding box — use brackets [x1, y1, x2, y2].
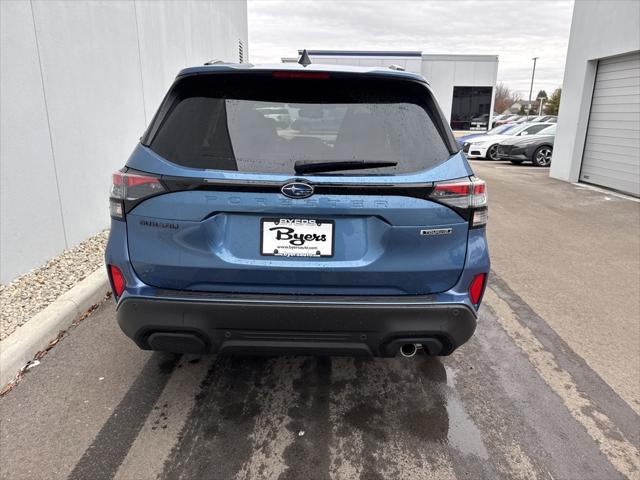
[261, 218, 334, 257]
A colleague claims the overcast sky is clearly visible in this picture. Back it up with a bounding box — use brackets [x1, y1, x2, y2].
[248, 0, 574, 98]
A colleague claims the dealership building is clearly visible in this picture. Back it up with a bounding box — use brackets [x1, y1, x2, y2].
[550, 0, 639, 196]
[0, 1, 248, 282]
[283, 50, 499, 131]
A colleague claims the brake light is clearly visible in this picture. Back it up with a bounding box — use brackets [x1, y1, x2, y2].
[111, 171, 164, 199]
[429, 177, 488, 227]
[272, 71, 330, 80]
[108, 265, 126, 298]
[110, 170, 165, 219]
[469, 273, 487, 306]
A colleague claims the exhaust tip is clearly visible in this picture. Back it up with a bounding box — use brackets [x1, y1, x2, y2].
[399, 343, 418, 358]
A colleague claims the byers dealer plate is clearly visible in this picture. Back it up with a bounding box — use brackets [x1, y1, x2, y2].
[261, 218, 334, 257]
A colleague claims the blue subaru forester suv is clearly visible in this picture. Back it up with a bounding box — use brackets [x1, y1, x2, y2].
[105, 62, 489, 358]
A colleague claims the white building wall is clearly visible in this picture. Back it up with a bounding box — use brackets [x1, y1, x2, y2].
[0, 0, 247, 283]
[0, 1, 68, 278]
[300, 52, 498, 127]
[421, 55, 499, 125]
[549, 0, 640, 183]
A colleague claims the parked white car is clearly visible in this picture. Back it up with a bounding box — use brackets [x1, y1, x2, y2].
[462, 122, 555, 160]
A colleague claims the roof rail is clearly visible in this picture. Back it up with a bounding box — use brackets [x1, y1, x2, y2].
[388, 64, 405, 71]
[204, 59, 228, 65]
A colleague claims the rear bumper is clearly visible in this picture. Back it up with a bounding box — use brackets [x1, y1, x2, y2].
[116, 291, 477, 357]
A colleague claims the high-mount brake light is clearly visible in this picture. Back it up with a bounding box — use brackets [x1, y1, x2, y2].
[110, 170, 165, 219]
[272, 71, 330, 80]
[429, 177, 488, 227]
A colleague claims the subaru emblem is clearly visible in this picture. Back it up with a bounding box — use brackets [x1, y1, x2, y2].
[281, 182, 314, 199]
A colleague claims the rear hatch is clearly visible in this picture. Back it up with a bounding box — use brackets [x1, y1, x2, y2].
[121, 69, 478, 296]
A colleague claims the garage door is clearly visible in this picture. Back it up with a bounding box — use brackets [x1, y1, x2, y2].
[580, 51, 640, 196]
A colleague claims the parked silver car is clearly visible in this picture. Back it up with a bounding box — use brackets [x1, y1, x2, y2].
[497, 124, 556, 166]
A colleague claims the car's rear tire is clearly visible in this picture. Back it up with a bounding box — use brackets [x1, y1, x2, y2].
[510, 160, 524, 165]
[487, 144, 500, 161]
[532, 146, 553, 167]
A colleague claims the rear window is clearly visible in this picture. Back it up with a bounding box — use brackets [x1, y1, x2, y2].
[520, 123, 552, 135]
[146, 73, 453, 175]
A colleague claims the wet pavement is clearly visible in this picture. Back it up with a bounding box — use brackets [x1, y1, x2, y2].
[2, 161, 639, 479]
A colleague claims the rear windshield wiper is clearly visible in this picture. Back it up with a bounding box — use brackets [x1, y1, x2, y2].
[294, 160, 398, 174]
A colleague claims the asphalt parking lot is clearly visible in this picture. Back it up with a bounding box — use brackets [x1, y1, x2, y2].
[2, 160, 639, 480]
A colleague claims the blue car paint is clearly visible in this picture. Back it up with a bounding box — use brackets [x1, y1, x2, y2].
[105, 63, 491, 356]
[127, 194, 468, 295]
[123, 146, 474, 296]
[457, 132, 485, 146]
[105, 217, 489, 312]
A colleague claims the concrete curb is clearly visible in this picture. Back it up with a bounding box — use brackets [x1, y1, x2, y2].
[0, 267, 110, 388]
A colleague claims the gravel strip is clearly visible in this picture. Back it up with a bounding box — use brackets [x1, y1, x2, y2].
[0, 230, 109, 340]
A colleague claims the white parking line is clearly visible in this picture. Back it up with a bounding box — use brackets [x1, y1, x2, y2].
[572, 182, 640, 203]
[495, 166, 548, 171]
[484, 288, 640, 480]
[115, 356, 213, 480]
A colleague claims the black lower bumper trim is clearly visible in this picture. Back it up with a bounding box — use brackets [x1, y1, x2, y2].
[116, 294, 477, 357]
[498, 154, 528, 161]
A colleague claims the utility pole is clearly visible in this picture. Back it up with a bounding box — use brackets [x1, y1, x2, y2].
[528, 57, 539, 116]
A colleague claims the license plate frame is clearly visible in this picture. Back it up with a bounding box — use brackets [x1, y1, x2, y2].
[260, 218, 334, 258]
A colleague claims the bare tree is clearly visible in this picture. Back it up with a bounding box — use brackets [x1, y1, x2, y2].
[494, 83, 521, 114]
[545, 88, 562, 115]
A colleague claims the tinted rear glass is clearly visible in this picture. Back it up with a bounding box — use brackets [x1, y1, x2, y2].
[147, 73, 452, 175]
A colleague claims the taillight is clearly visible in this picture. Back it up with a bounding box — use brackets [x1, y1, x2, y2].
[108, 265, 126, 298]
[429, 177, 488, 227]
[469, 273, 487, 306]
[111, 171, 164, 199]
[110, 170, 165, 219]
[272, 71, 330, 80]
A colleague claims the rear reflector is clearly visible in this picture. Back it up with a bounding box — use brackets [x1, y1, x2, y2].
[469, 273, 486, 306]
[108, 265, 125, 298]
[272, 71, 330, 80]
